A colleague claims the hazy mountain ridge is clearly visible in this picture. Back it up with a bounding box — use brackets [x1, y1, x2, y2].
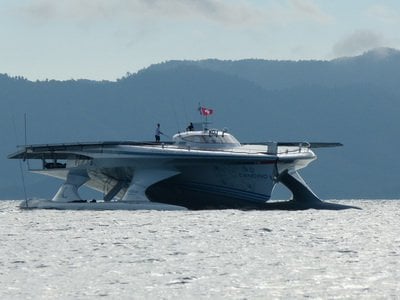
[144, 48, 400, 94]
[1, 47, 399, 199]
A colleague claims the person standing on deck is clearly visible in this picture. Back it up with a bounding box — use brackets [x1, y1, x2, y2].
[187, 122, 194, 131]
[155, 123, 163, 142]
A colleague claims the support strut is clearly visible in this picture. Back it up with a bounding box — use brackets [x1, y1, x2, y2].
[52, 170, 89, 202]
[265, 170, 360, 210]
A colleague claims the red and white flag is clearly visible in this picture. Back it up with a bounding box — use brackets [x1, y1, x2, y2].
[200, 107, 213, 116]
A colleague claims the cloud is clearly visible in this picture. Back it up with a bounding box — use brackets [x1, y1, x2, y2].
[20, 1, 58, 19]
[17, 0, 266, 27]
[333, 30, 385, 57]
[365, 4, 400, 24]
[17, 0, 333, 27]
[289, 0, 333, 24]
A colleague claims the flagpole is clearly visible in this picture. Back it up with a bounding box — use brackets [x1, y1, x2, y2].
[198, 104, 213, 130]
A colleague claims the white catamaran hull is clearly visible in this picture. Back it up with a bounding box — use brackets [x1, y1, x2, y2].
[19, 199, 187, 211]
[9, 128, 357, 210]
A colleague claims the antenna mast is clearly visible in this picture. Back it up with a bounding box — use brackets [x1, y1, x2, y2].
[19, 114, 29, 206]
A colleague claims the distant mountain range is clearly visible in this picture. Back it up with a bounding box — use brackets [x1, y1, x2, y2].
[1, 47, 399, 200]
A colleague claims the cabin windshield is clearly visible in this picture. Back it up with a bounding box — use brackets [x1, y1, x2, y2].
[173, 129, 241, 149]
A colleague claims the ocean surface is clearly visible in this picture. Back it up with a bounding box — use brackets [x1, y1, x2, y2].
[1, 199, 399, 299]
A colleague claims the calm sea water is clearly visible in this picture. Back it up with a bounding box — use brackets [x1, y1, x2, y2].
[1, 200, 399, 299]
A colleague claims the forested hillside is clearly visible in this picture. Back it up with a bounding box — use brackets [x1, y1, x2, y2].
[1, 48, 399, 199]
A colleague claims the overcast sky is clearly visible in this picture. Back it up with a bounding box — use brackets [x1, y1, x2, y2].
[1, 0, 399, 80]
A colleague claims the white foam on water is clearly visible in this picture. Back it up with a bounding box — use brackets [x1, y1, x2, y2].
[1, 200, 399, 299]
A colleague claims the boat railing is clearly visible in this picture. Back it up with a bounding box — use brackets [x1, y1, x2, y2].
[166, 141, 311, 155]
[277, 142, 311, 155]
